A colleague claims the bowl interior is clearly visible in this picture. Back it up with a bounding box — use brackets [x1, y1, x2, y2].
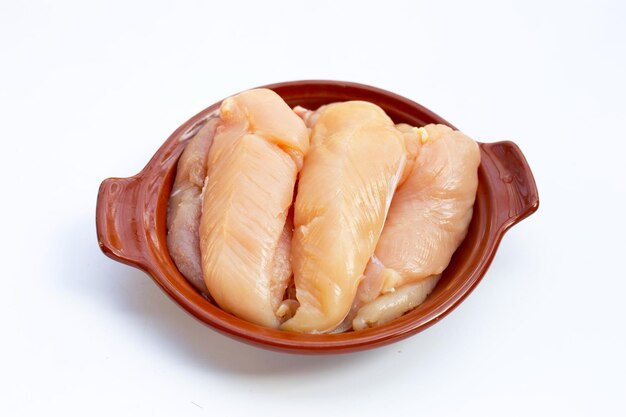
[149, 81, 495, 353]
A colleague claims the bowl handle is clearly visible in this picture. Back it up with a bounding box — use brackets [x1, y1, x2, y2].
[480, 141, 539, 230]
[96, 175, 148, 269]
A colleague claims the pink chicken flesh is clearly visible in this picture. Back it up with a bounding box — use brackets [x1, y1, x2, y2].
[281, 101, 407, 333]
[375, 124, 480, 290]
[166, 118, 219, 294]
[199, 89, 308, 328]
[168, 96, 480, 333]
[351, 123, 480, 329]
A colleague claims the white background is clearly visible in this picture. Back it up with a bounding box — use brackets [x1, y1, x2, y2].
[1, 0, 624, 415]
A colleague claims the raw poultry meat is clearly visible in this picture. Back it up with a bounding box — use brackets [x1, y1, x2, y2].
[281, 101, 407, 333]
[330, 124, 424, 332]
[166, 118, 219, 294]
[168, 93, 480, 333]
[199, 89, 308, 328]
[352, 275, 441, 330]
[373, 123, 480, 292]
[346, 123, 480, 329]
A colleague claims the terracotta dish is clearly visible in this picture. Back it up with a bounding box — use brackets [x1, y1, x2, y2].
[96, 80, 539, 354]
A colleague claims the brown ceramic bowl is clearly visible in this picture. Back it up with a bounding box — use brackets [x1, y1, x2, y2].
[96, 80, 539, 354]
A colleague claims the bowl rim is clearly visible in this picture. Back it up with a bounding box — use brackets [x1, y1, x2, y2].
[96, 80, 539, 354]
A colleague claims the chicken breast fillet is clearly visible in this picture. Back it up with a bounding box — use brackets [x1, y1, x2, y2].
[281, 101, 406, 333]
[352, 275, 441, 330]
[331, 124, 423, 332]
[167, 118, 219, 294]
[343, 124, 479, 330]
[200, 89, 308, 328]
[375, 124, 480, 292]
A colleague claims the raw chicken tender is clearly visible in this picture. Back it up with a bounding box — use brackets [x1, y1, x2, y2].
[343, 124, 479, 330]
[332, 124, 424, 332]
[375, 124, 480, 292]
[200, 89, 308, 328]
[352, 275, 441, 330]
[167, 118, 219, 294]
[282, 101, 407, 333]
